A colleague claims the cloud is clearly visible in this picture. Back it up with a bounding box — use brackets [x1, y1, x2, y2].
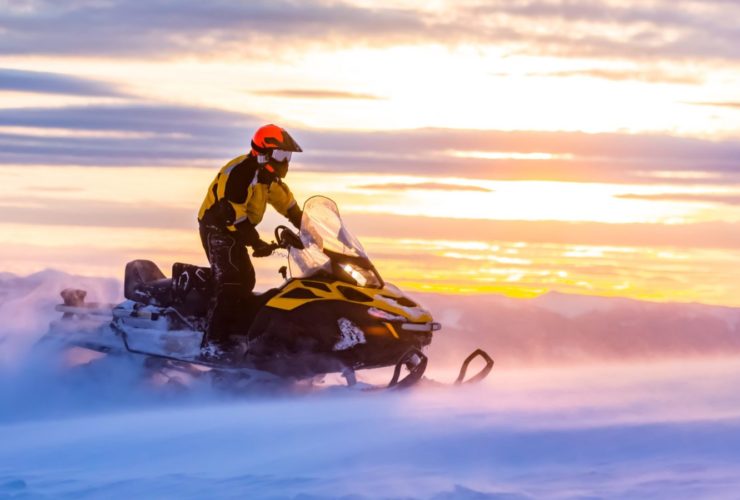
[685, 101, 740, 109]
[251, 89, 383, 100]
[6, 186, 740, 251]
[0, 196, 194, 230]
[616, 193, 740, 206]
[345, 213, 740, 251]
[528, 68, 702, 84]
[0, 103, 250, 133]
[1, 0, 739, 64]
[0, 103, 258, 165]
[1, 103, 740, 185]
[354, 182, 492, 192]
[0, 0, 436, 57]
[471, 0, 740, 62]
[30, 186, 83, 193]
[0, 68, 124, 96]
[298, 128, 740, 185]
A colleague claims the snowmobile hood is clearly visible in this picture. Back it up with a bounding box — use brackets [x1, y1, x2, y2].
[265, 279, 433, 324]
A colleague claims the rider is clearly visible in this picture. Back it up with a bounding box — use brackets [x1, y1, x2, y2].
[197, 124, 304, 355]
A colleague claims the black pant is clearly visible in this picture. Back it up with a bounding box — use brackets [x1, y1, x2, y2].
[199, 225, 255, 348]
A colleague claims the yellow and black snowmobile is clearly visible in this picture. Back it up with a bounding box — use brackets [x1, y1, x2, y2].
[45, 196, 492, 389]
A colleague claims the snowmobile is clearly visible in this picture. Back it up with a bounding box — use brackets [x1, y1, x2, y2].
[42, 196, 493, 389]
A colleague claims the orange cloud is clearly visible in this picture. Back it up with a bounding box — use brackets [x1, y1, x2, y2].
[347, 213, 740, 251]
[685, 101, 740, 109]
[528, 68, 702, 85]
[353, 182, 492, 192]
[617, 193, 740, 206]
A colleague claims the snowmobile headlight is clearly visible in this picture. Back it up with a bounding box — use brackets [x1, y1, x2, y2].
[341, 263, 381, 288]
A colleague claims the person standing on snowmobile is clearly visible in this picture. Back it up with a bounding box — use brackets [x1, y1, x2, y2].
[197, 124, 304, 354]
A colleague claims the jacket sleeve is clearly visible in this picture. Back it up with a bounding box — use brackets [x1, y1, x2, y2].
[219, 196, 260, 245]
[215, 158, 261, 245]
[268, 180, 298, 219]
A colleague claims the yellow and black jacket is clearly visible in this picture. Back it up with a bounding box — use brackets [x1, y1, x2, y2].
[198, 154, 301, 245]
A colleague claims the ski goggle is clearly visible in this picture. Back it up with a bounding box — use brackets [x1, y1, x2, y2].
[270, 149, 292, 163]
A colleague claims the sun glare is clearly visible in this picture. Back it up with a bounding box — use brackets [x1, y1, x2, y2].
[1, 164, 738, 305]
[449, 150, 575, 160]
[7, 38, 738, 137]
[338, 177, 712, 224]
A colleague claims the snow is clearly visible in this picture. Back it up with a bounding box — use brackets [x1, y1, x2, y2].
[2, 360, 740, 499]
[2, 271, 740, 499]
[0, 269, 119, 368]
[334, 318, 367, 351]
[375, 293, 429, 322]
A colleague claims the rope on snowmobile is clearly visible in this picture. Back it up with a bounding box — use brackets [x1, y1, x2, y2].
[454, 349, 494, 385]
[388, 348, 428, 389]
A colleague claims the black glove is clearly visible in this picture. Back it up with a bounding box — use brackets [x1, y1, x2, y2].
[217, 199, 236, 226]
[251, 239, 275, 258]
[234, 220, 261, 247]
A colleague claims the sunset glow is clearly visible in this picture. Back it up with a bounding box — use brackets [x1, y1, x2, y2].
[1, 0, 739, 306]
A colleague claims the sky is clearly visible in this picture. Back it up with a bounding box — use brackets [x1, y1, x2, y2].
[1, 0, 740, 305]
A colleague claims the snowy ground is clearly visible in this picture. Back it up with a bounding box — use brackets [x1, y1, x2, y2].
[2, 271, 740, 499]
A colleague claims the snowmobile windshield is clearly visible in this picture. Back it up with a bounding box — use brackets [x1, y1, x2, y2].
[289, 196, 383, 288]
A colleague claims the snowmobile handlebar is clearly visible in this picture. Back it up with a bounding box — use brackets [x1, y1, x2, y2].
[252, 226, 305, 258]
[274, 225, 304, 250]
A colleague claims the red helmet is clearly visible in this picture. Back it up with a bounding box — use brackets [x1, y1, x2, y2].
[251, 124, 303, 154]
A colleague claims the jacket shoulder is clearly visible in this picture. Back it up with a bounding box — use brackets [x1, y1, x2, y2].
[221, 154, 250, 172]
[222, 154, 258, 203]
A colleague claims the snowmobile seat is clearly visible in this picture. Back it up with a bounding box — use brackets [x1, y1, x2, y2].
[131, 278, 173, 306]
[124, 259, 173, 306]
[171, 262, 212, 316]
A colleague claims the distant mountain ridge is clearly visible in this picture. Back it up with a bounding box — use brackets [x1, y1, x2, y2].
[417, 291, 740, 365]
